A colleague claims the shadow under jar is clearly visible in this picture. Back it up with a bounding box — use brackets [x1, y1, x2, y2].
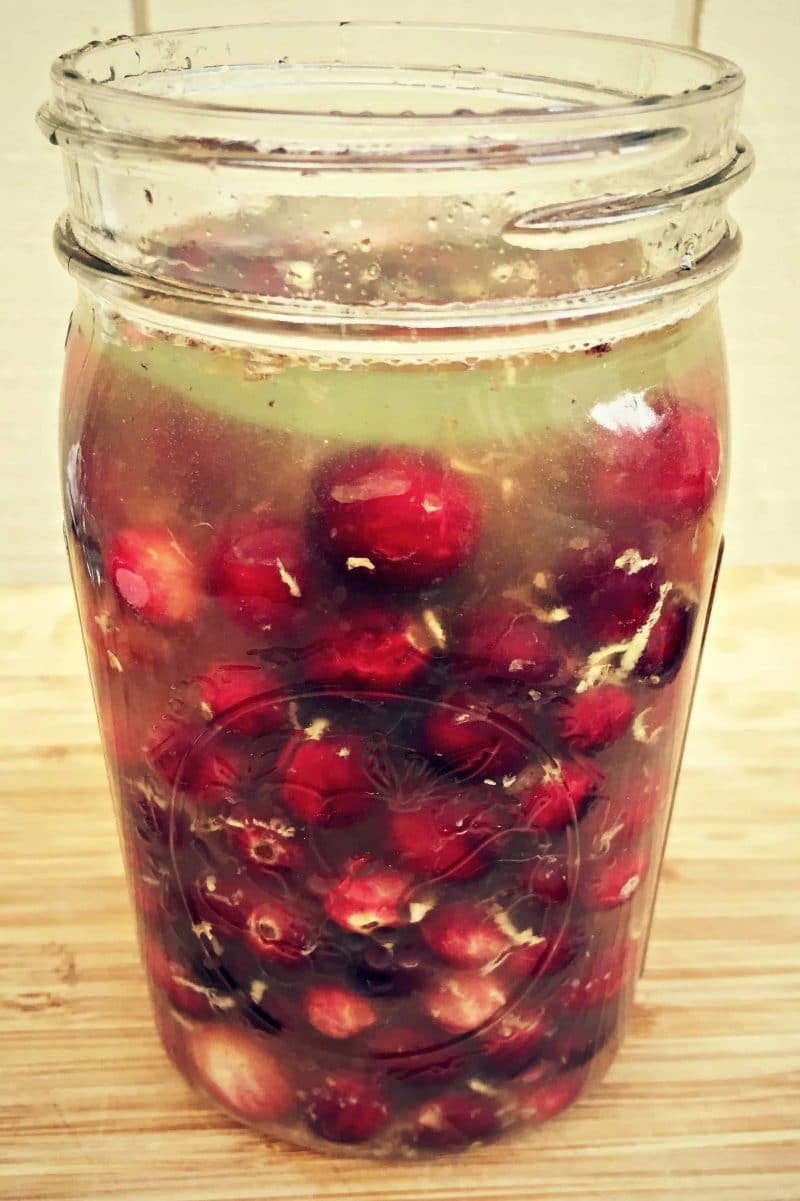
[40, 22, 750, 1157]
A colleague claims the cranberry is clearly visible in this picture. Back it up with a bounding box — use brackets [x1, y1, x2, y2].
[635, 594, 694, 682]
[578, 847, 650, 911]
[193, 871, 264, 933]
[581, 779, 661, 854]
[423, 971, 507, 1034]
[455, 605, 563, 687]
[592, 395, 720, 525]
[313, 446, 481, 588]
[306, 1073, 390, 1144]
[302, 983, 377, 1040]
[199, 663, 288, 735]
[324, 856, 410, 933]
[245, 892, 315, 968]
[411, 1091, 501, 1149]
[306, 605, 430, 691]
[480, 1007, 549, 1073]
[277, 729, 377, 827]
[555, 685, 635, 753]
[147, 719, 242, 804]
[559, 944, 634, 1013]
[516, 760, 602, 832]
[557, 541, 663, 645]
[190, 1024, 294, 1122]
[145, 941, 218, 1019]
[419, 691, 527, 779]
[517, 1066, 586, 1123]
[520, 853, 572, 906]
[364, 1023, 464, 1085]
[208, 511, 310, 631]
[387, 790, 507, 882]
[421, 902, 513, 969]
[225, 811, 306, 876]
[107, 526, 201, 626]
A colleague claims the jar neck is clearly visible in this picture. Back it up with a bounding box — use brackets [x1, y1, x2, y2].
[41, 23, 751, 323]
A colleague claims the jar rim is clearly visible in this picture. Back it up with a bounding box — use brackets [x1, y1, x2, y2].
[40, 21, 744, 166]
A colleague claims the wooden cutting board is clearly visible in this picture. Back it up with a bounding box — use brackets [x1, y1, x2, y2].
[1, 566, 798, 1201]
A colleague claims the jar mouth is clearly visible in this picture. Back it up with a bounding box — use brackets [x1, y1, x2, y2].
[40, 21, 743, 166]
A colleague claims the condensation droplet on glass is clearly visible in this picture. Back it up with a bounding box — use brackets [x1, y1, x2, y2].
[480, 214, 491, 226]
[426, 217, 438, 232]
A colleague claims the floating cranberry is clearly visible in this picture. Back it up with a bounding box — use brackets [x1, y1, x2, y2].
[557, 541, 663, 645]
[313, 446, 481, 588]
[592, 395, 721, 525]
[480, 1007, 549, 1073]
[147, 719, 242, 804]
[581, 779, 661, 854]
[225, 811, 306, 876]
[421, 902, 513, 969]
[277, 729, 377, 827]
[419, 691, 528, 779]
[306, 605, 430, 691]
[520, 853, 572, 906]
[193, 871, 264, 933]
[411, 1091, 501, 1149]
[306, 1073, 390, 1144]
[303, 983, 377, 1040]
[517, 1066, 586, 1123]
[455, 605, 563, 687]
[245, 892, 315, 968]
[324, 855, 410, 933]
[387, 789, 507, 882]
[578, 847, 650, 911]
[555, 685, 635, 753]
[517, 760, 602, 832]
[145, 941, 218, 1019]
[190, 1024, 294, 1122]
[635, 594, 694, 682]
[107, 526, 201, 626]
[423, 971, 507, 1034]
[199, 663, 288, 735]
[559, 944, 634, 1013]
[208, 511, 310, 631]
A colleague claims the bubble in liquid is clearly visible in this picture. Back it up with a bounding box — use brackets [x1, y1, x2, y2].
[426, 217, 439, 232]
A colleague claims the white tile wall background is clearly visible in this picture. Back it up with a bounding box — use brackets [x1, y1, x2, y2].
[1, 0, 796, 582]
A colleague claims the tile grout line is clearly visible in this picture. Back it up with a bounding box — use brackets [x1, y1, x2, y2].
[131, 0, 150, 36]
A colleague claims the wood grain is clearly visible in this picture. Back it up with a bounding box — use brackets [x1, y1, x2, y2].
[1, 565, 798, 1200]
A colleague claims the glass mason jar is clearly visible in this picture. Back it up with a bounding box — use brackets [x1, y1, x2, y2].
[41, 24, 750, 1157]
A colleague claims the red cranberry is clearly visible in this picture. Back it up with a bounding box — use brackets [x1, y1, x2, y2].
[634, 594, 694, 682]
[324, 856, 410, 933]
[592, 395, 721, 525]
[517, 1066, 586, 1123]
[245, 892, 315, 968]
[306, 605, 430, 691]
[387, 790, 507, 882]
[581, 778, 661, 854]
[516, 760, 602, 832]
[107, 526, 201, 626]
[421, 902, 513, 969]
[419, 691, 527, 779]
[225, 811, 306, 876]
[313, 446, 481, 588]
[455, 605, 563, 687]
[555, 685, 635, 753]
[501, 935, 551, 980]
[578, 847, 650, 911]
[190, 1024, 294, 1122]
[306, 1073, 390, 1144]
[423, 971, 507, 1034]
[520, 853, 572, 906]
[557, 541, 663, 645]
[411, 1091, 501, 1149]
[199, 663, 288, 735]
[277, 729, 377, 827]
[147, 719, 242, 804]
[145, 941, 218, 1019]
[559, 944, 634, 1013]
[208, 511, 310, 631]
[302, 983, 377, 1040]
[193, 871, 264, 933]
[480, 1007, 549, 1073]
